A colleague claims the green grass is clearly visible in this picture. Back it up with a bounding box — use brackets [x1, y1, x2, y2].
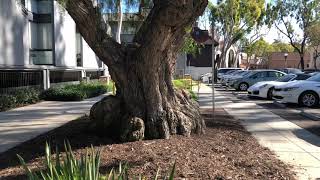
[173, 79, 198, 101]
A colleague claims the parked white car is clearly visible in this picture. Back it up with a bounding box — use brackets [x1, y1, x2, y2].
[273, 73, 320, 107]
[248, 74, 311, 99]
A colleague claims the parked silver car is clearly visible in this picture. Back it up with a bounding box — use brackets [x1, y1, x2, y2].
[221, 70, 250, 86]
[217, 68, 243, 81]
[228, 70, 286, 91]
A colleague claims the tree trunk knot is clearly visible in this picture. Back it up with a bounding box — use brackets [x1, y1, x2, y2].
[121, 117, 145, 142]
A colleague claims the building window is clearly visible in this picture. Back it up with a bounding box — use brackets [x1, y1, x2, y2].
[76, 28, 83, 67]
[29, 22, 53, 65]
[25, 0, 52, 14]
[20, 0, 54, 65]
[21, 0, 26, 7]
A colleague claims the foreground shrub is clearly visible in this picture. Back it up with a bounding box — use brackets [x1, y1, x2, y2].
[0, 95, 17, 111]
[18, 142, 176, 180]
[41, 88, 87, 101]
[67, 83, 109, 98]
[0, 88, 40, 111]
[14, 88, 40, 104]
[41, 82, 111, 101]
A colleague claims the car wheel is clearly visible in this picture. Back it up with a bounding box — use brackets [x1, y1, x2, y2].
[267, 87, 274, 100]
[238, 83, 248, 91]
[298, 91, 319, 107]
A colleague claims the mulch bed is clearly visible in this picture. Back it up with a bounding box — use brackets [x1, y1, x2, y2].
[0, 108, 296, 179]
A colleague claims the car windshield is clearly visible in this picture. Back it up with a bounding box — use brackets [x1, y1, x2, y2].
[310, 72, 320, 76]
[277, 74, 295, 82]
[238, 71, 248, 75]
[218, 69, 241, 74]
[224, 70, 237, 75]
[218, 69, 228, 73]
[289, 69, 302, 74]
[242, 71, 253, 77]
[306, 73, 320, 82]
[231, 71, 244, 75]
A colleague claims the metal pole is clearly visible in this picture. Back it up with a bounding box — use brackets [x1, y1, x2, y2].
[211, 25, 215, 115]
[284, 53, 288, 68]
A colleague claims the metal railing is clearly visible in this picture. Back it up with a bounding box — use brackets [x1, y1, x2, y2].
[0, 70, 43, 94]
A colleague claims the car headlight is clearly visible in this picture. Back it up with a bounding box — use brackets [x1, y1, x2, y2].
[259, 84, 268, 89]
[283, 87, 299, 91]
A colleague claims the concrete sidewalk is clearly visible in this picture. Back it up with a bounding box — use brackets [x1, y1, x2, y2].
[196, 84, 320, 180]
[0, 94, 107, 153]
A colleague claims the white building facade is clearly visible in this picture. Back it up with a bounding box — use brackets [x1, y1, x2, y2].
[0, 0, 107, 92]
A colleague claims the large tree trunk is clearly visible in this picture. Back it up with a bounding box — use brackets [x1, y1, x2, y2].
[64, 0, 207, 141]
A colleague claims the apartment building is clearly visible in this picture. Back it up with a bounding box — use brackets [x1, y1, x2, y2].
[0, 0, 107, 92]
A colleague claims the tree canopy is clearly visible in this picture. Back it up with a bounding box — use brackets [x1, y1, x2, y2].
[209, 0, 266, 67]
[267, 0, 320, 69]
[306, 21, 320, 68]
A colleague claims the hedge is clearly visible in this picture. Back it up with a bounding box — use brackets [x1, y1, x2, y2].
[0, 88, 40, 112]
[41, 82, 112, 101]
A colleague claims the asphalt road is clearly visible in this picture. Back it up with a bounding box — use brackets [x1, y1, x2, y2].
[215, 84, 320, 137]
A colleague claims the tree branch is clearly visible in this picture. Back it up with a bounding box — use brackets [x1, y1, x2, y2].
[133, 0, 208, 63]
[274, 22, 301, 54]
[64, 0, 125, 67]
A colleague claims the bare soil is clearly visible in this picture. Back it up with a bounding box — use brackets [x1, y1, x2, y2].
[0, 108, 296, 179]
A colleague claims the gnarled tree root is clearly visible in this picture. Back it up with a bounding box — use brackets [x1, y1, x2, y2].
[90, 89, 205, 142]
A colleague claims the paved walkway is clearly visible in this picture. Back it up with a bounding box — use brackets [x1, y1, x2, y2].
[195, 84, 320, 180]
[0, 94, 107, 153]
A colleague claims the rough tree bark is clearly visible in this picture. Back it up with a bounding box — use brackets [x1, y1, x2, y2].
[64, 0, 207, 141]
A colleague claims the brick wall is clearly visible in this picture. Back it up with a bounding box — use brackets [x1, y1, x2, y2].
[268, 52, 311, 69]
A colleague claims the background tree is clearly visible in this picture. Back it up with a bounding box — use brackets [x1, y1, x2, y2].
[242, 38, 295, 68]
[271, 41, 295, 53]
[267, 0, 320, 70]
[100, 0, 152, 43]
[240, 27, 269, 68]
[249, 39, 273, 57]
[59, 0, 207, 142]
[306, 21, 320, 69]
[210, 0, 266, 68]
[242, 38, 272, 68]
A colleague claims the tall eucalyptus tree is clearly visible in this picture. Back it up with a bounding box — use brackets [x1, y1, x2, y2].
[210, 0, 266, 68]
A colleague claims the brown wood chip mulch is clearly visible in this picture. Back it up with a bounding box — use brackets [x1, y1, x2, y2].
[0, 108, 296, 180]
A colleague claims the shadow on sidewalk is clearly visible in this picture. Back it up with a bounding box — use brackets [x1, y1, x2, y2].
[293, 129, 320, 147]
[0, 116, 116, 171]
